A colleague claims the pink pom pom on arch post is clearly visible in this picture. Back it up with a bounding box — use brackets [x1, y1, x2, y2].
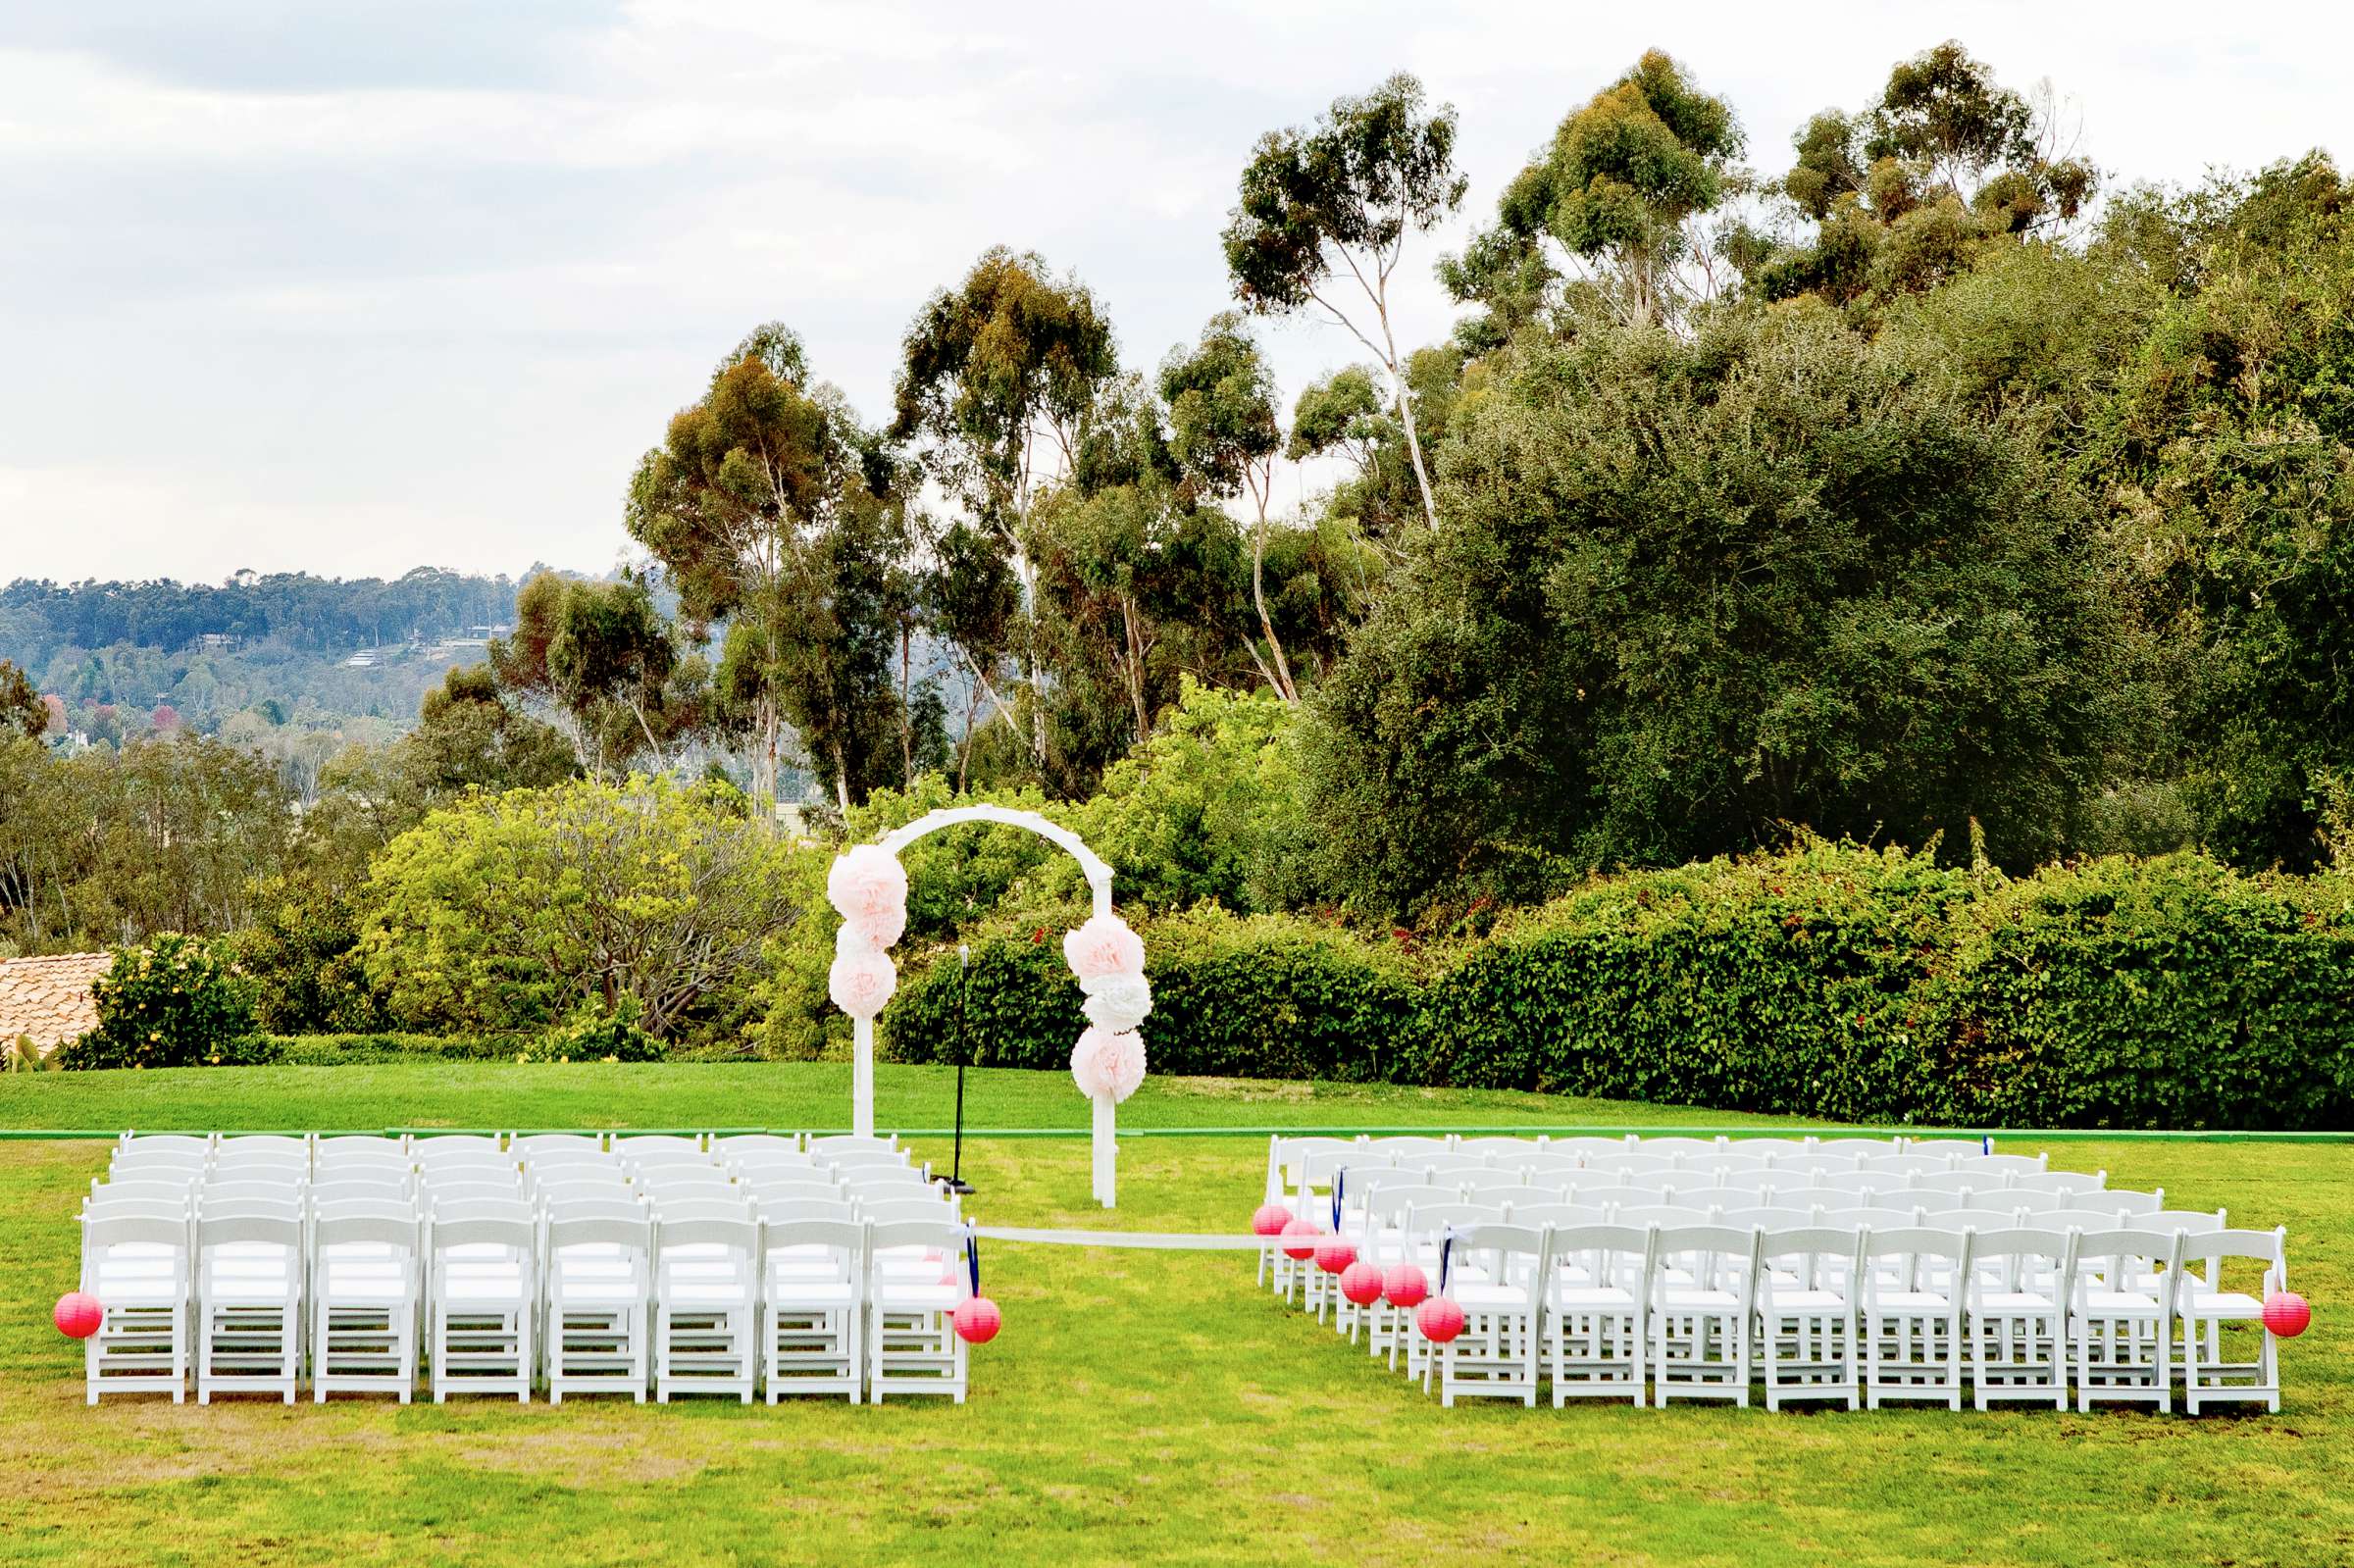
[1063, 913, 1145, 981]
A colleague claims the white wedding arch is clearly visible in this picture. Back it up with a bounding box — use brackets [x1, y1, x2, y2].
[830, 804, 1145, 1208]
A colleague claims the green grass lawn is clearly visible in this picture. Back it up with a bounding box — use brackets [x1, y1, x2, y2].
[0, 1062, 2346, 1568]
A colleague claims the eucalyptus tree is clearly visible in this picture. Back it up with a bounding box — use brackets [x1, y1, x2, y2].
[892, 248, 1119, 775]
[489, 574, 700, 784]
[1450, 50, 1745, 333]
[628, 323, 896, 813]
[1158, 313, 1295, 700]
[1222, 72, 1464, 531]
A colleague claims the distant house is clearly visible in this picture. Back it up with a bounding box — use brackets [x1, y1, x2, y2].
[0, 952, 112, 1059]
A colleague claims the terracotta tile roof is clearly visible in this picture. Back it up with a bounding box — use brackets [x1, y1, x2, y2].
[0, 952, 113, 1057]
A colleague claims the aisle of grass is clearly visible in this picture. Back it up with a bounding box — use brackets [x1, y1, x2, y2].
[1, 1069, 2347, 1567]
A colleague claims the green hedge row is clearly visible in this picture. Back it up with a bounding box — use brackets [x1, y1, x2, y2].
[879, 846, 2354, 1130]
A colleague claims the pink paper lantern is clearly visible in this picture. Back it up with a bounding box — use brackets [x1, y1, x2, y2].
[952, 1296, 1002, 1345]
[1382, 1263, 1429, 1308]
[1252, 1203, 1292, 1237]
[2263, 1290, 2312, 1339]
[53, 1291, 101, 1340]
[1415, 1295, 1466, 1343]
[1280, 1217, 1323, 1260]
[1313, 1236, 1357, 1275]
[1339, 1260, 1386, 1306]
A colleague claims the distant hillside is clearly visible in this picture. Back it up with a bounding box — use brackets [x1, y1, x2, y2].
[0, 568, 530, 666]
[0, 568, 560, 744]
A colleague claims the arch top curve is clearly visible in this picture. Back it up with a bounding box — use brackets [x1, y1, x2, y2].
[876, 803, 1114, 919]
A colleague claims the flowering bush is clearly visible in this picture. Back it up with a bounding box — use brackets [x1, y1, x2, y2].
[60, 933, 271, 1069]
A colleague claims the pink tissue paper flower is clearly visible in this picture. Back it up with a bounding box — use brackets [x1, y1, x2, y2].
[1062, 913, 1145, 981]
[827, 844, 908, 924]
[828, 944, 896, 1020]
[1069, 1025, 1147, 1103]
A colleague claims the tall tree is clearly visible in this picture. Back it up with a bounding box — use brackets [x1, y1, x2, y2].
[1159, 314, 1295, 700]
[489, 574, 699, 783]
[1222, 72, 1464, 531]
[1456, 50, 1745, 331]
[1757, 42, 2096, 306]
[628, 325, 891, 814]
[1305, 309, 2132, 916]
[892, 248, 1119, 775]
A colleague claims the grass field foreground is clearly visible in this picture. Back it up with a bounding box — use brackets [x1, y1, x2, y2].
[0, 1063, 2345, 1567]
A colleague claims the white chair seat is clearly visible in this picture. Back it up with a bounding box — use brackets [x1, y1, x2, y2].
[874, 1282, 957, 1312]
[2183, 1290, 2264, 1319]
[93, 1270, 181, 1305]
[1874, 1290, 1952, 1312]
[552, 1278, 643, 1306]
[1663, 1286, 1740, 1310]
[2084, 1290, 2161, 1314]
[767, 1280, 857, 1308]
[666, 1279, 753, 1308]
[1552, 1286, 1638, 1310]
[318, 1270, 409, 1304]
[1767, 1289, 1849, 1312]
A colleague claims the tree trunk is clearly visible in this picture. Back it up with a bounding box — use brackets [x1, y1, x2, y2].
[898, 625, 916, 786]
[1376, 292, 1441, 531]
[1249, 480, 1297, 703]
[1121, 593, 1150, 745]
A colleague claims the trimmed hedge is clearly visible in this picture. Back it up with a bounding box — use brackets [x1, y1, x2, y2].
[877, 845, 2354, 1130]
[884, 910, 1421, 1082]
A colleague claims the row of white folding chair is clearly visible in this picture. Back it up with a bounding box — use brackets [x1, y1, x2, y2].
[1393, 1220, 2288, 1413]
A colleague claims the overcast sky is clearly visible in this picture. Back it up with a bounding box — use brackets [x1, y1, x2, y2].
[2, 1, 2346, 584]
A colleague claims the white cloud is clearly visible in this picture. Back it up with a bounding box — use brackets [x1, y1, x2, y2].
[0, 0, 2348, 582]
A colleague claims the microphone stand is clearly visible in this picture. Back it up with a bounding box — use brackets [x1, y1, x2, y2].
[937, 942, 974, 1194]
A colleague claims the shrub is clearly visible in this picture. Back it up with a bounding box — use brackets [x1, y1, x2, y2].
[873, 841, 2354, 1130]
[522, 995, 667, 1064]
[230, 885, 392, 1035]
[356, 776, 805, 1043]
[60, 933, 274, 1069]
[1408, 840, 1969, 1120]
[1926, 855, 2354, 1128]
[881, 907, 1423, 1082]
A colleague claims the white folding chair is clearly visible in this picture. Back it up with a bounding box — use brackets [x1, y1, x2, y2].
[1758, 1227, 1863, 1410]
[195, 1212, 303, 1404]
[2176, 1228, 2288, 1414]
[1965, 1227, 2071, 1409]
[79, 1212, 190, 1403]
[1435, 1223, 1551, 1407]
[1452, 1136, 1541, 1157]
[544, 1213, 652, 1403]
[714, 1133, 803, 1158]
[513, 1133, 606, 1162]
[1543, 1223, 1652, 1407]
[809, 1133, 898, 1158]
[1359, 1136, 1453, 1160]
[1651, 1223, 1758, 1406]
[1260, 1137, 1352, 1289]
[865, 1219, 968, 1403]
[1860, 1228, 1969, 1409]
[2069, 1227, 2178, 1411]
[761, 1217, 868, 1402]
[1962, 1151, 2049, 1178]
[311, 1213, 420, 1402]
[2014, 1169, 2107, 1198]
[653, 1215, 758, 1402]
[428, 1212, 537, 1402]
